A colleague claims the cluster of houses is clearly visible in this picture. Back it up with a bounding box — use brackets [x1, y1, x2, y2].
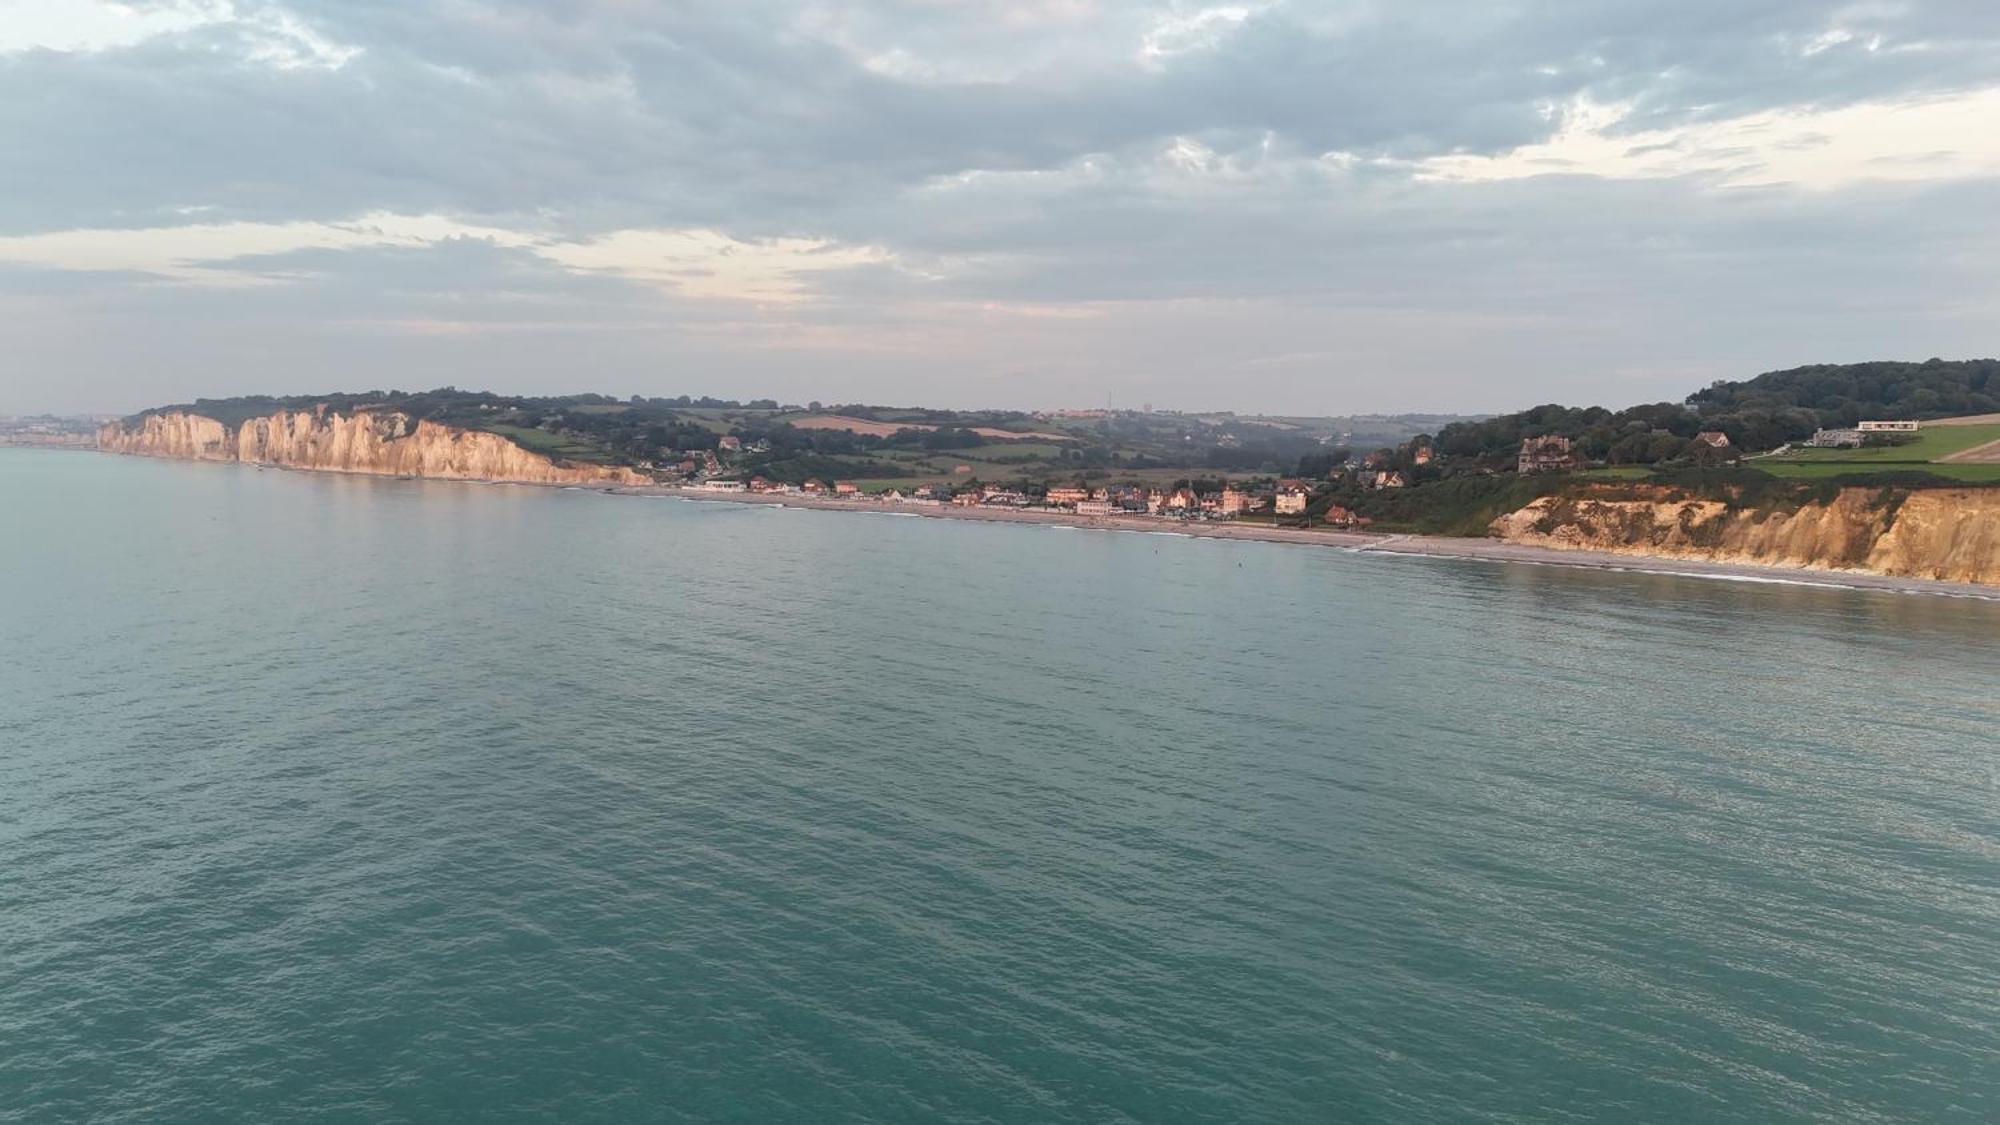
[672, 417, 1926, 528]
[647, 435, 772, 480]
[1347, 450, 1411, 490]
[658, 426, 1442, 529]
[1514, 429, 1734, 473]
[690, 476, 1375, 528]
[0, 415, 101, 447]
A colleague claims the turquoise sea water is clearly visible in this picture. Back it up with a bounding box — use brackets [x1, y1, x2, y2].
[3, 447, 1998, 1123]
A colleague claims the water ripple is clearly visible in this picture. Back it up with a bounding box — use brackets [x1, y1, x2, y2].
[2, 450, 1997, 1124]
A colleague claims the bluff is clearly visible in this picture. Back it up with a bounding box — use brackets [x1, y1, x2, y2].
[98, 409, 649, 487]
[1489, 485, 2000, 585]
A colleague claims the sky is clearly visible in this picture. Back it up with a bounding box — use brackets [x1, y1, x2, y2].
[3, 0, 1998, 416]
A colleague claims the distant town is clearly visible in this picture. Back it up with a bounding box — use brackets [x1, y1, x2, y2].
[649, 406, 1995, 534]
[0, 414, 108, 448]
[680, 471, 1381, 529]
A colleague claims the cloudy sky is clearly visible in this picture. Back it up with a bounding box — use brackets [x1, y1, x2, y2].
[3, 0, 1997, 415]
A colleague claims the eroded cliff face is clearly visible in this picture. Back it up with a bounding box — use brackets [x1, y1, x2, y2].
[1490, 487, 2000, 585]
[99, 409, 649, 487]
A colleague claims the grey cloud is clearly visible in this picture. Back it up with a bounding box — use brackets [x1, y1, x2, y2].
[0, 262, 166, 294]
[4, 1, 2000, 415]
[175, 237, 682, 329]
[6, 177, 1996, 418]
[813, 158, 2000, 324]
[7, 1, 1999, 236]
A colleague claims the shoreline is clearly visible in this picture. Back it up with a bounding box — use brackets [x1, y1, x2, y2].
[621, 484, 2000, 601]
[69, 449, 2000, 600]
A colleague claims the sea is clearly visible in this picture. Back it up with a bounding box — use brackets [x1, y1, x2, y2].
[3, 447, 1997, 1124]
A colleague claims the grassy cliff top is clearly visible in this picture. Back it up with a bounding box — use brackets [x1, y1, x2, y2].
[125, 388, 1473, 476]
[126, 389, 721, 466]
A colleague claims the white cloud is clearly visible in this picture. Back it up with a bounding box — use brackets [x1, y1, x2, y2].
[1415, 86, 2000, 189]
[0, 215, 526, 282]
[539, 229, 895, 302]
[0, 0, 227, 53]
[238, 6, 360, 70]
[0, 1, 359, 69]
[0, 213, 894, 303]
[1139, 4, 1258, 64]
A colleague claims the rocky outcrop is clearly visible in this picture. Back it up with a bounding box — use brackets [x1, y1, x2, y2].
[1490, 486, 2000, 585]
[98, 409, 649, 487]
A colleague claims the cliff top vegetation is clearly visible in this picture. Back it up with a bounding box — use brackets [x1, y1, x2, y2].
[126, 388, 1461, 481]
[1427, 359, 1999, 470]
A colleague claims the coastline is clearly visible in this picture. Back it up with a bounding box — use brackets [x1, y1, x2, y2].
[68, 448, 2000, 600]
[619, 484, 2000, 601]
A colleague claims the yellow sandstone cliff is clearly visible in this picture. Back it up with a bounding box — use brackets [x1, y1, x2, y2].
[98, 409, 650, 487]
[1490, 487, 2000, 585]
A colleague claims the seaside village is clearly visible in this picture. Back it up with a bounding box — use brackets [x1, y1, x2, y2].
[661, 435, 1439, 528]
[691, 473, 1366, 523]
[651, 414, 1926, 526]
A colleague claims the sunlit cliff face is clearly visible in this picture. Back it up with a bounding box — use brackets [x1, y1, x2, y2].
[1491, 489, 2000, 585]
[99, 411, 648, 487]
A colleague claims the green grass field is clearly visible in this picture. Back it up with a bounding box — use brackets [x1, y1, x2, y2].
[483, 424, 614, 463]
[672, 410, 742, 434]
[862, 450, 993, 479]
[956, 441, 1070, 461]
[1764, 423, 2000, 464]
[870, 442, 1071, 465]
[1753, 461, 2000, 482]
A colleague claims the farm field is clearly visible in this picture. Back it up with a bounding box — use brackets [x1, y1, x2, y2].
[1764, 421, 2000, 463]
[786, 414, 1072, 441]
[1941, 430, 2000, 462]
[774, 454, 1274, 492]
[482, 424, 615, 463]
[672, 409, 743, 434]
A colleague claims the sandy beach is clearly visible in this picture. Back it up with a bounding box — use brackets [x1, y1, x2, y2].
[620, 485, 2000, 601]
